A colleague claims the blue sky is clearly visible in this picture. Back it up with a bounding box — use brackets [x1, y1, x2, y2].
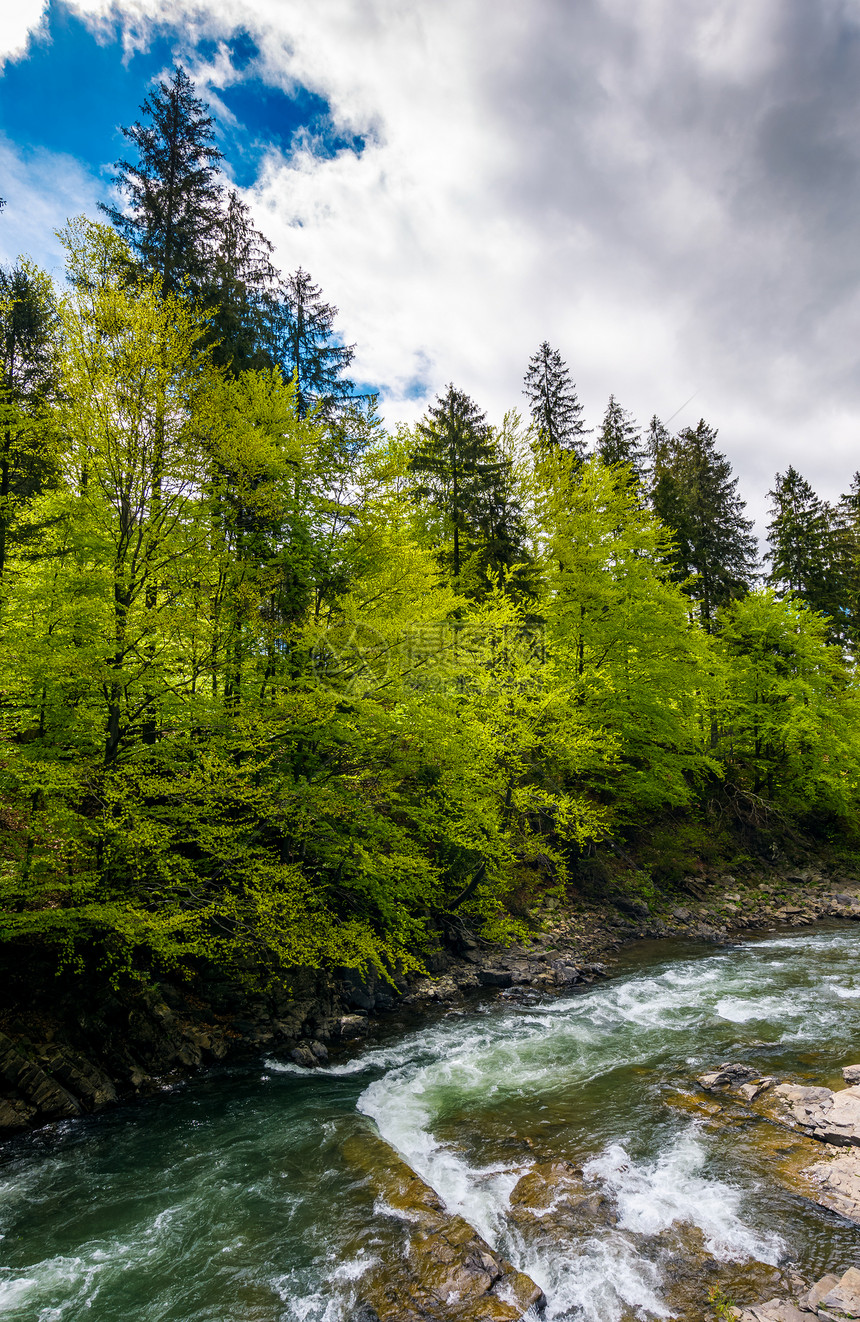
[0, 2, 355, 191]
[2, 0, 860, 532]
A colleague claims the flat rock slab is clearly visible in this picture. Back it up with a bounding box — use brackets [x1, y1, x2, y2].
[342, 1131, 544, 1321]
[807, 1146, 860, 1225]
[771, 1083, 860, 1147]
[697, 1066, 860, 1148]
[819, 1265, 860, 1318]
[731, 1301, 809, 1322]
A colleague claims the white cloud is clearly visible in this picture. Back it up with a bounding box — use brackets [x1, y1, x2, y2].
[6, 0, 860, 534]
[0, 2, 49, 69]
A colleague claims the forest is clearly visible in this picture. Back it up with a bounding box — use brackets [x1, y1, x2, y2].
[2, 66, 860, 988]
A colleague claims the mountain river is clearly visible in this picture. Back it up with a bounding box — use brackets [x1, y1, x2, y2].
[1, 925, 859, 1321]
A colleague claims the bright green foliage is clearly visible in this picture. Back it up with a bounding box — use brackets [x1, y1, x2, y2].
[716, 590, 860, 820]
[0, 226, 606, 982]
[537, 453, 720, 820]
[3, 213, 860, 990]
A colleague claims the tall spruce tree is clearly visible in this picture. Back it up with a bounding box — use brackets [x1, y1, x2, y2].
[268, 268, 355, 419]
[766, 467, 837, 626]
[0, 262, 58, 582]
[101, 65, 223, 297]
[595, 394, 646, 482]
[522, 341, 589, 457]
[409, 384, 501, 583]
[831, 473, 860, 654]
[205, 189, 277, 374]
[651, 419, 757, 630]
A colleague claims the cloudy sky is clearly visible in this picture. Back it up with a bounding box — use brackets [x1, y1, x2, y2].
[2, 0, 860, 535]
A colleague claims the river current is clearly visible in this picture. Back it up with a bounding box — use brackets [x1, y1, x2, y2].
[1, 926, 859, 1321]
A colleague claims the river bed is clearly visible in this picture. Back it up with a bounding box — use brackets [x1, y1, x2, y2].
[1, 925, 859, 1321]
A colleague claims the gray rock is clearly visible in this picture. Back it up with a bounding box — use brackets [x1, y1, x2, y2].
[773, 1082, 860, 1146]
[0, 1035, 81, 1120]
[797, 1274, 840, 1312]
[615, 897, 650, 919]
[476, 968, 513, 988]
[699, 1062, 759, 1089]
[290, 1045, 317, 1068]
[806, 1146, 860, 1225]
[821, 1268, 860, 1318]
[843, 1063, 860, 1085]
[309, 1041, 328, 1062]
[0, 1096, 36, 1132]
[337, 1014, 369, 1040]
[37, 1046, 118, 1109]
[744, 1300, 810, 1322]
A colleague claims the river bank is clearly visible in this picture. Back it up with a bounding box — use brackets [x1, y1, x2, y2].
[1, 863, 859, 1141]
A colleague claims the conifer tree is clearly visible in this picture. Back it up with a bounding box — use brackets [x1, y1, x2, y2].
[0, 262, 58, 582]
[766, 467, 837, 626]
[464, 413, 536, 603]
[268, 268, 355, 419]
[409, 384, 500, 582]
[595, 394, 646, 482]
[831, 473, 860, 654]
[205, 189, 277, 374]
[522, 341, 589, 457]
[651, 419, 757, 630]
[101, 65, 223, 297]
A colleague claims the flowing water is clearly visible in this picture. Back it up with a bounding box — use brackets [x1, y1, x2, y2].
[2, 925, 860, 1321]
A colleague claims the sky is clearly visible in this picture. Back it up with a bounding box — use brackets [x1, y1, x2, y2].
[2, 0, 860, 537]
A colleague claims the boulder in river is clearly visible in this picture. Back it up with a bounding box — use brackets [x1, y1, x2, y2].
[770, 1082, 860, 1146]
[843, 1063, 860, 1085]
[818, 1266, 860, 1319]
[342, 1131, 545, 1322]
[289, 1044, 318, 1068]
[806, 1146, 860, 1226]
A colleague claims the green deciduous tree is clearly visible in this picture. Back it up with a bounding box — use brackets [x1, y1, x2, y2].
[716, 590, 860, 821]
[537, 453, 719, 820]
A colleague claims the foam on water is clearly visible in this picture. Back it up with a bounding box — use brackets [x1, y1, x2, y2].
[583, 1135, 783, 1263]
[353, 926, 857, 1319]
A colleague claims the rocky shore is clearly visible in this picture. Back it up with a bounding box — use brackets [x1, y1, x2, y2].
[1, 865, 858, 1141]
[690, 1061, 860, 1320]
